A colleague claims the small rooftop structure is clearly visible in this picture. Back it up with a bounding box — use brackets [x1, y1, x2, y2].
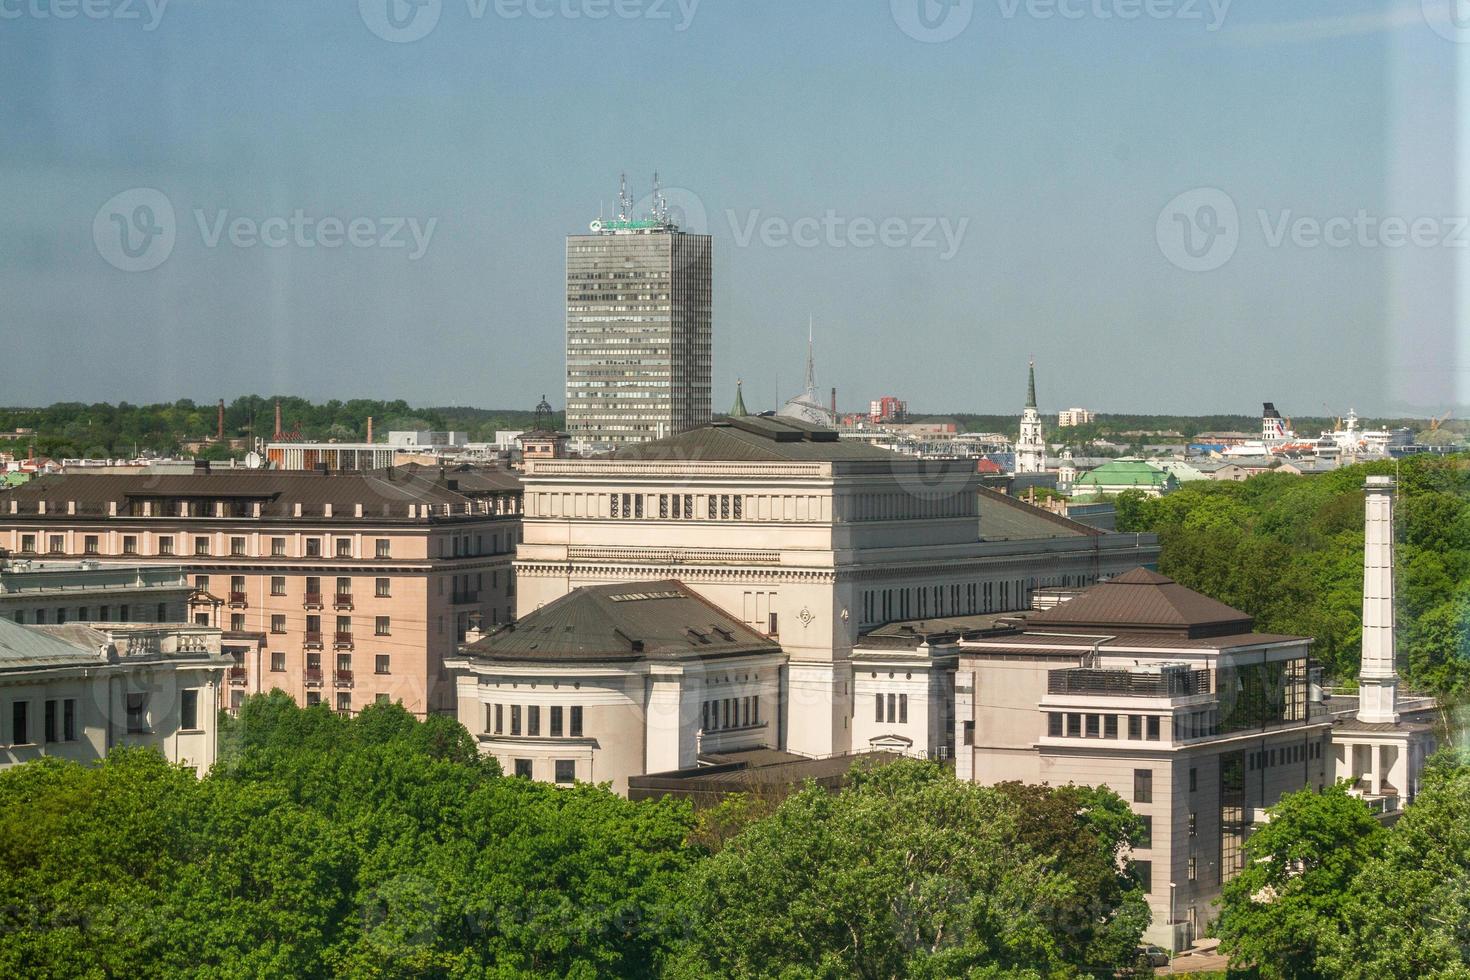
[1026, 568, 1255, 638]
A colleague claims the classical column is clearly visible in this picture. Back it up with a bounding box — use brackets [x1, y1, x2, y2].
[1358, 477, 1399, 724]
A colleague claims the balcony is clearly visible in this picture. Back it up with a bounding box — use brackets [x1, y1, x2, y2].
[452, 591, 480, 605]
[304, 667, 324, 686]
[228, 666, 248, 686]
[303, 592, 324, 609]
[333, 594, 354, 611]
[1048, 667, 1212, 698]
[304, 630, 324, 648]
[334, 668, 354, 686]
[333, 631, 354, 650]
[228, 591, 248, 608]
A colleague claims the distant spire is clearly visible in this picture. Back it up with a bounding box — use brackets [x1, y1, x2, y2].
[804, 317, 816, 397]
[1026, 357, 1037, 409]
[730, 379, 748, 418]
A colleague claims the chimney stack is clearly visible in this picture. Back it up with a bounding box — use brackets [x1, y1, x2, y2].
[830, 387, 837, 420]
[366, 416, 374, 444]
[274, 401, 283, 440]
[217, 399, 225, 441]
[1358, 476, 1400, 724]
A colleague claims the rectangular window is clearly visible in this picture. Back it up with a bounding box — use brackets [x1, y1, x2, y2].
[1133, 768, 1152, 804]
[550, 705, 563, 737]
[63, 699, 77, 741]
[336, 539, 352, 558]
[963, 719, 975, 745]
[527, 705, 540, 737]
[48, 535, 64, 555]
[1067, 712, 1082, 737]
[1131, 860, 1153, 894]
[270, 614, 286, 634]
[19, 534, 35, 554]
[125, 693, 147, 733]
[555, 759, 575, 784]
[156, 536, 174, 556]
[375, 655, 390, 675]
[1048, 713, 1063, 738]
[375, 616, 390, 636]
[336, 576, 351, 597]
[1104, 714, 1118, 739]
[376, 577, 390, 597]
[271, 651, 286, 671]
[231, 536, 246, 556]
[194, 536, 210, 556]
[1128, 714, 1142, 740]
[494, 703, 503, 734]
[1146, 716, 1160, 741]
[44, 700, 58, 743]
[271, 537, 286, 557]
[124, 535, 139, 555]
[181, 689, 199, 730]
[1085, 713, 1100, 737]
[1189, 767, 1198, 792]
[1188, 812, 1198, 837]
[510, 705, 521, 736]
[11, 701, 28, 744]
[376, 539, 390, 558]
[230, 613, 245, 631]
[195, 575, 210, 592]
[271, 576, 286, 596]
[569, 705, 583, 737]
[898, 693, 908, 724]
[336, 692, 351, 713]
[514, 758, 532, 778]
[1188, 854, 1198, 881]
[1137, 815, 1153, 849]
[875, 694, 884, 722]
[306, 539, 322, 557]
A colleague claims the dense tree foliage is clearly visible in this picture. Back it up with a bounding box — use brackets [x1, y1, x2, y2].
[667, 761, 1149, 978]
[1219, 753, 1470, 979]
[0, 699, 1154, 978]
[0, 398, 562, 460]
[1117, 456, 1470, 698]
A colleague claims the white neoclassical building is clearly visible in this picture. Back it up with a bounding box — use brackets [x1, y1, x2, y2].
[508, 414, 1159, 764]
[447, 580, 783, 795]
[0, 619, 232, 776]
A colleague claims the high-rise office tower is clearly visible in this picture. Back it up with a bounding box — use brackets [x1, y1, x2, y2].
[565, 175, 713, 451]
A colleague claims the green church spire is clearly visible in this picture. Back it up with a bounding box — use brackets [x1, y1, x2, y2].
[730, 379, 748, 418]
[1026, 358, 1037, 410]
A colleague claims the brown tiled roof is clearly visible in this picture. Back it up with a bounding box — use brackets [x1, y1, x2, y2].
[1026, 568, 1259, 638]
[461, 580, 781, 664]
[2, 468, 516, 523]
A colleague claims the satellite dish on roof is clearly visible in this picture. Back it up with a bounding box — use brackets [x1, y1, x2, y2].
[244, 451, 263, 469]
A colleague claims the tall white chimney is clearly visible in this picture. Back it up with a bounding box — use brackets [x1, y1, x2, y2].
[1358, 475, 1399, 724]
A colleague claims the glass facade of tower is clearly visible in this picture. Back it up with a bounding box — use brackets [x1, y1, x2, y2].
[565, 228, 712, 449]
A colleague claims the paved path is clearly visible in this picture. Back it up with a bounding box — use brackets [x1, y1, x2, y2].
[1157, 950, 1229, 973]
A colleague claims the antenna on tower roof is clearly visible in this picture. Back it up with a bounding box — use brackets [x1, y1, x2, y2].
[650, 171, 668, 223]
[616, 173, 633, 222]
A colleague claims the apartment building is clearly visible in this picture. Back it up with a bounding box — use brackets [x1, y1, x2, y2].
[0, 467, 522, 716]
[0, 558, 191, 626]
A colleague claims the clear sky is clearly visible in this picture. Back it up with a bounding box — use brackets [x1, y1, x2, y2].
[2, 0, 1465, 417]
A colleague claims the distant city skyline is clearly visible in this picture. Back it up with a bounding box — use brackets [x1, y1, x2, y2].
[2, 1, 1463, 416]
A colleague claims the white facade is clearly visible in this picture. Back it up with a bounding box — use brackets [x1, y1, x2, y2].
[1016, 361, 1047, 474]
[1057, 407, 1096, 428]
[0, 621, 231, 777]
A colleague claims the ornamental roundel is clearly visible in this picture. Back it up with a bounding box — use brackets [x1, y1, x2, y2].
[798, 606, 815, 627]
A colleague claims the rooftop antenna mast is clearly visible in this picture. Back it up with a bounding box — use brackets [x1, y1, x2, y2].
[616, 173, 633, 222]
[651, 171, 669, 224]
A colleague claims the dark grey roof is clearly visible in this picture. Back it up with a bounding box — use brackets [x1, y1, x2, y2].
[1027, 568, 1261, 638]
[976, 488, 1101, 540]
[4, 468, 516, 522]
[606, 417, 901, 463]
[461, 580, 782, 664]
[859, 612, 1026, 649]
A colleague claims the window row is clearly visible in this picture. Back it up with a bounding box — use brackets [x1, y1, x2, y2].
[6, 697, 80, 745]
[259, 651, 391, 675]
[512, 757, 577, 785]
[7, 603, 170, 627]
[488, 704, 584, 738]
[704, 695, 761, 732]
[875, 692, 909, 724]
[1048, 712, 1164, 741]
[862, 578, 1031, 626]
[19, 533, 394, 559]
[1250, 741, 1320, 770]
[201, 575, 395, 600]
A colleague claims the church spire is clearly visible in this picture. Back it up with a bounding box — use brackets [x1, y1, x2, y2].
[1026, 357, 1037, 409]
[804, 317, 816, 397]
[730, 379, 748, 418]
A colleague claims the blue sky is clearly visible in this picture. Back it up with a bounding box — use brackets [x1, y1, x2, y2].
[1, 0, 1464, 417]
